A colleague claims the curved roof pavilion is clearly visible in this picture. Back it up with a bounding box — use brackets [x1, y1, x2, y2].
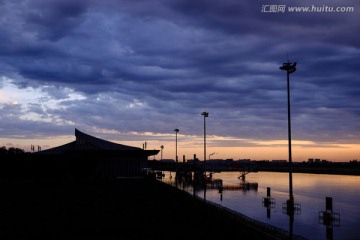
[37, 128, 159, 157]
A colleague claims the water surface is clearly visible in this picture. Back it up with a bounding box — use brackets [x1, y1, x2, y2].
[163, 171, 360, 240]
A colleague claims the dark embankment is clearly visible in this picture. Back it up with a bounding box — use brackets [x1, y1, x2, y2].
[0, 178, 305, 240]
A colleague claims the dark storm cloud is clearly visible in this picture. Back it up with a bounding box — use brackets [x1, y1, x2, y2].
[0, 0, 359, 147]
[24, 0, 89, 41]
[168, 0, 360, 46]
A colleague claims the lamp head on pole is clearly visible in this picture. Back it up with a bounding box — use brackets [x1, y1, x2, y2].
[280, 61, 297, 74]
[174, 128, 179, 133]
[201, 112, 209, 117]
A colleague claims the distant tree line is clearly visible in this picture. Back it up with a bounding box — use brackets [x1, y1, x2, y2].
[0, 147, 98, 183]
[255, 159, 360, 175]
[0, 146, 28, 156]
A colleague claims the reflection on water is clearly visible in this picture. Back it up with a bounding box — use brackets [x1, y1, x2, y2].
[318, 197, 341, 240]
[161, 171, 360, 240]
[262, 187, 275, 218]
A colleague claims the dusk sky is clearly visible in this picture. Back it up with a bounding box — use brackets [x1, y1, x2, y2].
[0, 0, 359, 162]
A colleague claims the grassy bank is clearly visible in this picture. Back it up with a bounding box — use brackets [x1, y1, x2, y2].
[0, 178, 305, 240]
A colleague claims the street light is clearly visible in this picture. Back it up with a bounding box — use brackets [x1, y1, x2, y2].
[280, 60, 297, 213]
[201, 112, 209, 176]
[209, 152, 216, 160]
[174, 129, 179, 163]
[160, 145, 164, 160]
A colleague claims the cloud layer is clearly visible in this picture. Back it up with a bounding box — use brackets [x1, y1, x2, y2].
[0, 0, 359, 159]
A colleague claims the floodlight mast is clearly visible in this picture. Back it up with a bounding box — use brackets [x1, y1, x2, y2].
[160, 145, 164, 160]
[174, 129, 179, 163]
[201, 112, 209, 177]
[279, 61, 297, 212]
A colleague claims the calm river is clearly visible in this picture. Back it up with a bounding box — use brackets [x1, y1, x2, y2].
[162, 171, 360, 240]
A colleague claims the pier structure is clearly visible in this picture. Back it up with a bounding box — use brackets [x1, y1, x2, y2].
[147, 157, 258, 185]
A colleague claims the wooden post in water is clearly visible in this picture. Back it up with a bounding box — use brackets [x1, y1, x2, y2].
[326, 197, 333, 213]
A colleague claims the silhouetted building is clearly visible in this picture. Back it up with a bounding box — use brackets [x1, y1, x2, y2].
[35, 129, 159, 179]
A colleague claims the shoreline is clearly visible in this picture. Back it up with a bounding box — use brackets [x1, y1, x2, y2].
[257, 167, 360, 176]
[1, 177, 307, 239]
[158, 179, 307, 240]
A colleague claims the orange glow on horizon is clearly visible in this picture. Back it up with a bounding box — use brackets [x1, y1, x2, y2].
[1, 133, 358, 162]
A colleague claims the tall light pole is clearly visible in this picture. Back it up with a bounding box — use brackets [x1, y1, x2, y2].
[280, 60, 297, 212]
[174, 129, 179, 163]
[201, 112, 209, 176]
[160, 145, 164, 160]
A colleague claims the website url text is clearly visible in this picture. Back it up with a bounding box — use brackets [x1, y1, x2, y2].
[261, 5, 355, 13]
